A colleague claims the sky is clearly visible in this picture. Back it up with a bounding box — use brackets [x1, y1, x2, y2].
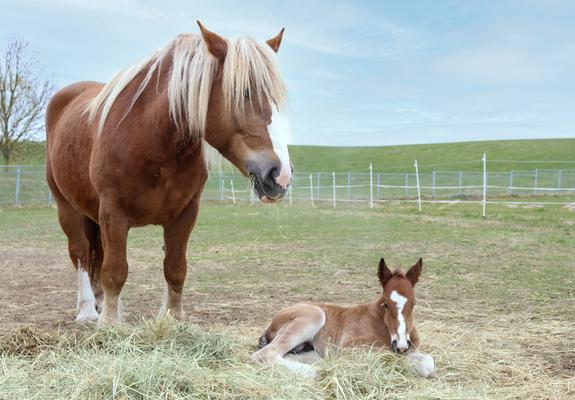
[0, 0, 574, 146]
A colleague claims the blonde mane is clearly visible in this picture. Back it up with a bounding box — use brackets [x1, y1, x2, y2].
[87, 33, 287, 139]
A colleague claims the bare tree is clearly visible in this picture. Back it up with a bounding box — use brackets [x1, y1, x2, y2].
[0, 38, 53, 165]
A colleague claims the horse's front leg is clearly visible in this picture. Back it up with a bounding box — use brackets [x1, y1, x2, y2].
[98, 200, 130, 325]
[161, 195, 201, 320]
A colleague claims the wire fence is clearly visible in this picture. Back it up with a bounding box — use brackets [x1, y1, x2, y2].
[1, 156, 574, 216]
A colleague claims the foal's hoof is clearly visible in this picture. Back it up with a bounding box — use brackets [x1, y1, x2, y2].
[407, 352, 435, 378]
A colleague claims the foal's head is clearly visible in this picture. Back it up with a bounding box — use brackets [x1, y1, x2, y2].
[377, 258, 423, 353]
[197, 22, 292, 202]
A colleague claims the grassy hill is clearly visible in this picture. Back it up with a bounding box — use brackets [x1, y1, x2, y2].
[7, 138, 575, 172]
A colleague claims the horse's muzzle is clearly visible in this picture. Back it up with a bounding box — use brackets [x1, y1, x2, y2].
[392, 339, 412, 354]
[248, 161, 289, 202]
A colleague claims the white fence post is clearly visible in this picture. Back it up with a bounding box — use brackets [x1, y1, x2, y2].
[230, 179, 236, 204]
[219, 174, 224, 201]
[309, 173, 314, 206]
[414, 160, 422, 212]
[432, 170, 436, 197]
[534, 169, 539, 194]
[558, 169, 563, 189]
[332, 172, 336, 208]
[369, 163, 374, 208]
[458, 171, 463, 195]
[482, 153, 487, 218]
[47, 188, 53, 206]
[15, 166, 22, 206]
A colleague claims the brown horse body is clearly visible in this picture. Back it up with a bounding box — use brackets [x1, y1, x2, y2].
[46, 23, 291, 324]
[253, 259, 435, 378]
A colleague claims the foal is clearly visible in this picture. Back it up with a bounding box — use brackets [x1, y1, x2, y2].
[252, 258, 435, 378]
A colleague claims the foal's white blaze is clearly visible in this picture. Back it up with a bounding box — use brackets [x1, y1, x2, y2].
[390, 290, 410, 351]
[76, 264, 99, 322]
[268, 106, 292, 189]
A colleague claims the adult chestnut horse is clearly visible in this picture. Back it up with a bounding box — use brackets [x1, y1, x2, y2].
[45, 22, 292, 324]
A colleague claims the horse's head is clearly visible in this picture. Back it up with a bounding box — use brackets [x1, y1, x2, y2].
[377, 257, 423, 354]
[198, 22, 292, 203]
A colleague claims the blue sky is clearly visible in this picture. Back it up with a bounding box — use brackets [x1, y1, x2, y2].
[1, 0, 574, 146]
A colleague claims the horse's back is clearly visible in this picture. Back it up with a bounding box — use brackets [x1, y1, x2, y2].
[46, 81, 104, 220]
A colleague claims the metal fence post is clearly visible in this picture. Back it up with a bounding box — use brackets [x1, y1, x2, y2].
[309, 173, 314, 206]
[509, 170, 514, 195]
[369, 163, 373, 209]
[557, 169, 562, 189]
[347, 173, 351, 200]
[47, 189, 53, 206]
[431, 170, 436, 197]
[15, 166, 22, 206]
[316, 173, 320, 200]
[414, 160, 422, 212]
[482, 153, 487, 218]
[404, 173, 409, 198]
[534, 169, 539, 194]
[332, 172, 336, 208]
[458, 171, 463, 196]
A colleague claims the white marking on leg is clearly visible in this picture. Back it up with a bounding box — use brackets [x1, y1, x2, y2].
[407, 351, 435, 378]
[390, 290, 410, 351]
[75, 263, 99, 322]
[99, 292, 122, 324]
[268, 106, 292, 189]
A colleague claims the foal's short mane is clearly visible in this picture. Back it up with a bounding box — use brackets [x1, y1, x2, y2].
[87, 33, 287, 138]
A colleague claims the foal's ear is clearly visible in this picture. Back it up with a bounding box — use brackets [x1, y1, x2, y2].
[406, 258, 423, 287]
[378, 258, 392, 287]
[266, 28, 285, 53]
[197, 21, 228, 59]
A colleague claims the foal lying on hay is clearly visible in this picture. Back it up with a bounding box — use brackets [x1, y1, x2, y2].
[253, 258, 434, 379]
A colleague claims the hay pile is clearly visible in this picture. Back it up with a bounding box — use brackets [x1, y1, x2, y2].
[0, 316, 573, 399]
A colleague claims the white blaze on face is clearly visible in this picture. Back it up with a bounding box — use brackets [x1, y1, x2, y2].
[268, 106, 292, 189]
[390, 290, 410, 351]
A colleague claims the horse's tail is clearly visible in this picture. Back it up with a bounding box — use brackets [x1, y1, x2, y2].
[257, 331, 270, 349]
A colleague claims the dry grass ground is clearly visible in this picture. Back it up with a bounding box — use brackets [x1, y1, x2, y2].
[0, 202, 574, 399]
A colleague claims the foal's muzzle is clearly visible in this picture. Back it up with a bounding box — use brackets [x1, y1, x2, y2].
[248, 160, 289, 203]
[392, 339, 412, 354]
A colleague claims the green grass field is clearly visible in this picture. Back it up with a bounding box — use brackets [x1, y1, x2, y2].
[1, 202, 574, 399]
[8, 138, 575, 172]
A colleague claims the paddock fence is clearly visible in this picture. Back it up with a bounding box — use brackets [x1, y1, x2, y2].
[1, 155, 574, 216]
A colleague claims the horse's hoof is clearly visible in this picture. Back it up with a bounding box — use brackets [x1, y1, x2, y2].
[75, 308, 99, 323]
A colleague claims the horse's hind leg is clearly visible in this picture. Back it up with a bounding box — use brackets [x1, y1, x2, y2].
[252, 304, 326, 378]
[53, 197, 100, 322]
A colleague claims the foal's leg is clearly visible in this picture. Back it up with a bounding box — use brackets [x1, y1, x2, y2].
[98, 201, 130, 325]
[161, 195, 201, 320]
[252, 304, 326, 378]
[52, 194, 99, 322]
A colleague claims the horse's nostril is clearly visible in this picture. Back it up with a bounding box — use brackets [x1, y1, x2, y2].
[407, 340, 412, 350]
[392, 340, 398, 353]
[267, 167, 279, 183]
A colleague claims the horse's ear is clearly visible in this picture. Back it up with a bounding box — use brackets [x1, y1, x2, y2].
[406, 258, 423, 287]
[197, 21, 227, 59]
[378, 258, 392, 287]
[266, 28, 285, 53]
